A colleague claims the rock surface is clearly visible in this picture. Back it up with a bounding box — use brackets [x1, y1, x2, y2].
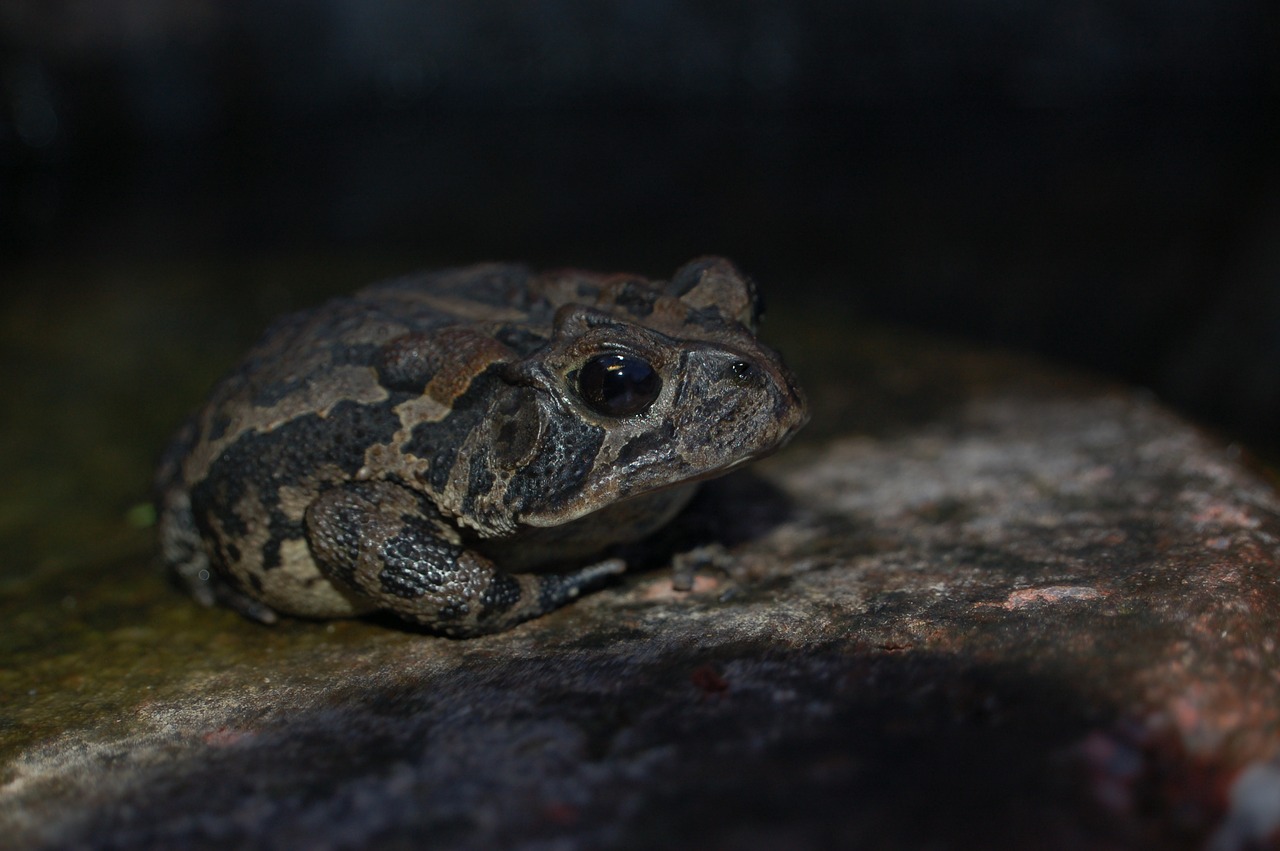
[2, 288, 1280, 850]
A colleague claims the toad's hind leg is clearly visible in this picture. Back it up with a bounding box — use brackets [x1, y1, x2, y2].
[154, 422, 280, 624]
[304, 481, 624, 637]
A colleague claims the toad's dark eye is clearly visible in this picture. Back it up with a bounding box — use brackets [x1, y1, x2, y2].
[577, 353, 661, 417]
[728, 360, 754, 382]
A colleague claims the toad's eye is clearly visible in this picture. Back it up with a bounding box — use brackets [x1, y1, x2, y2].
[577, 353, 661, 417]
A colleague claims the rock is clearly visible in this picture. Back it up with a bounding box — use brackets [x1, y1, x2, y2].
[2, 317, 1278, 851]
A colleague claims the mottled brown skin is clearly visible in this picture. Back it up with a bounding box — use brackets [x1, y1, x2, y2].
[155, 258, 808, 636]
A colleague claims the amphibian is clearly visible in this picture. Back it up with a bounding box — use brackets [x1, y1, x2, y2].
[155, 258, 807, 636]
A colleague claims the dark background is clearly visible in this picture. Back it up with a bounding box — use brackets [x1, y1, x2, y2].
[2, 1, 1277, 450]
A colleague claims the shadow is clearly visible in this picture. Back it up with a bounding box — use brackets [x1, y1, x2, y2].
[8, 638, 1220, 850]
[610, 470, 803, 575]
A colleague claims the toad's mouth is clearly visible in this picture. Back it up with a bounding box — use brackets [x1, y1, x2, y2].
[517, 443, 780, 529]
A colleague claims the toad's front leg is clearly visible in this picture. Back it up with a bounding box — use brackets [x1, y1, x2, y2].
[304, 481, 623, 636]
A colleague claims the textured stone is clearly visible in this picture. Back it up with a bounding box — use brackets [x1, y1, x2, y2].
[2, 312, 1279, 850]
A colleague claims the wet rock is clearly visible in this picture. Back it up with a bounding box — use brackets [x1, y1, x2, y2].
[2, 319, 1278, 850]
